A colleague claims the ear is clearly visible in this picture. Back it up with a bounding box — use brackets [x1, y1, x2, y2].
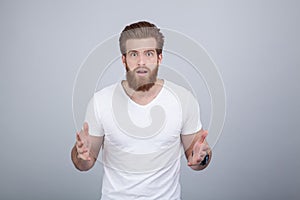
[158, 53, 163, 65]
[122, 55, 126, 67]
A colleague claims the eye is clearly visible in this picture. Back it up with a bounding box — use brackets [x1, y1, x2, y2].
[146, 51, 154, 57]
[130, 52, 138, 57]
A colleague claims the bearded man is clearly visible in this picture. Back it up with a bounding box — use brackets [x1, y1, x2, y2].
[71, 21, 212, 200]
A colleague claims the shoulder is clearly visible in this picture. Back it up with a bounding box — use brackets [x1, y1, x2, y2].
[92, 82, 121, 106]
[94, 82, 119, 98]
[164, 80, 195, 103]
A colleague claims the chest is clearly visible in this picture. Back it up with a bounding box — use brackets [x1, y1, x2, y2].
[100, 92, 183, 154]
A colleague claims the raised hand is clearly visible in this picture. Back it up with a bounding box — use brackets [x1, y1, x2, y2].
[187, 130, 210, 166]
[76, 122, 92, 161]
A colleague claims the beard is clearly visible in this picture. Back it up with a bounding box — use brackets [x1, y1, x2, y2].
[126, 63, 159, 92]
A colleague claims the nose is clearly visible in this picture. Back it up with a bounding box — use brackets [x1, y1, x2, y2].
[137, 54, 146, 66]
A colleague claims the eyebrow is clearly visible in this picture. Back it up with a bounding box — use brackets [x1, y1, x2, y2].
[145, 49, 155, 53]
[127, 49, 155, 54]
[127, 50, 138, 54]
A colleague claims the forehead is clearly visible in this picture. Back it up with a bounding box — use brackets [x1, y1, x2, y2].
[126, 38, 157, 52]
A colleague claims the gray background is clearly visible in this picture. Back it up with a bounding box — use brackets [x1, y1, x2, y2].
[1, 0, 299, 199]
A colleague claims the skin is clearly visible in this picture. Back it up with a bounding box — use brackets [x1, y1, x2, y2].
[71, 122, 103, 171]
[71, 37, 212, 171]
[122, 37, 163, 104]
[182, 129, 212, 170]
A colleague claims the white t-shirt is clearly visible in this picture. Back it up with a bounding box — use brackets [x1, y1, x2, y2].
[85, 80, 202, 200]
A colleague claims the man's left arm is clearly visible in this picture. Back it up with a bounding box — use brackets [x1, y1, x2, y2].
[181, 129, 212, 171]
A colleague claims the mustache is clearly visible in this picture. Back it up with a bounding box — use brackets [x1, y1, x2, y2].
[126, 66, 151, 72]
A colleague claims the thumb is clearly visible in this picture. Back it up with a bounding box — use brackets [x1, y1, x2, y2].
[199, 130, 208, 144]
[83, 122, 89, 136]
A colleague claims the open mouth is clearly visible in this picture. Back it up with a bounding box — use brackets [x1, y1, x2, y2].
[136, 68, 148, 75]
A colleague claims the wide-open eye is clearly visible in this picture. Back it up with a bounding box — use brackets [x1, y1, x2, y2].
[145, 51, 154, 57]
[129, 52, 138, 57]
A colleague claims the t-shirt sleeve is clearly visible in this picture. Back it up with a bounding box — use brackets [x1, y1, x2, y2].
[181, 92, 202, 135]
[84, 96, 105, 137]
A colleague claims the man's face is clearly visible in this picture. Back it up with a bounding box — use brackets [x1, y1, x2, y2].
[122, 38, 162, 91]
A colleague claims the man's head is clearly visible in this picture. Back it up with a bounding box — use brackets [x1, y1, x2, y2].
[119, 21, 165, 91]
[119, 21, 164, 56]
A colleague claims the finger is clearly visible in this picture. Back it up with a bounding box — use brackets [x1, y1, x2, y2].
[192, 130, 208, 154]
[77, 152, 92, 161]
[81, 146, 89, 152]
[189, 153, 205, 166]
[81, 148, 89, 154]
[193, 140, 202, 156]
[189, 151, 200, 165]
[77, 141, 84, 148]
[76, 133, 85, 147]
[77, 153, 89, 160]
[196, 143, 209, 160]
[196, 151, 207, 162]
[201, 144, 210, 153]
[77, 148, 87, 154]
[188, 162, 198, 166]
[188, 157, 198, 166]
[83, 122, 89, 136]
[191, 144, 206, 163]
[199, 130, 208, 144]
[188, 160, 202, 166]
[76, 132, 82, 142]
[77, 147, 90, 158]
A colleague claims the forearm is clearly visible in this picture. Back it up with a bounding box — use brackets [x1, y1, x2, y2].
[71, 145, 95, 171]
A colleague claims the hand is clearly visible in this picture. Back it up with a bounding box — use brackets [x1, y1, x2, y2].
[75, 122, 92, 161]
[187, 130, 210, 166]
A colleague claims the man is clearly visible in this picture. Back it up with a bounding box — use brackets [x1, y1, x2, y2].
[71, 21, 212, 200]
